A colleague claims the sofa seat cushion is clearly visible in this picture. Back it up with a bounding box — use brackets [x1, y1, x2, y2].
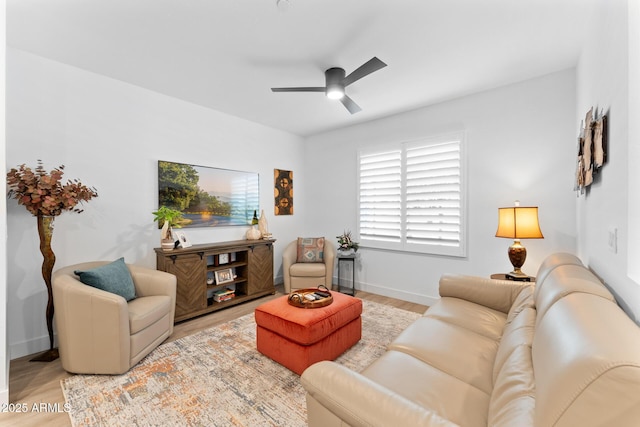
[130, 310, 172, 364]
[290, 262, 326, 278]
[362, 350, 490, 427]
[424, 297, 507, 341]
[388, 316, 499, 394]
[128, 295, 172, 334]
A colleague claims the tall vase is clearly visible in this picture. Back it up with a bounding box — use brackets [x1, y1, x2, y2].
[31, 214, 59, 361]
[258, 209, 270, 238]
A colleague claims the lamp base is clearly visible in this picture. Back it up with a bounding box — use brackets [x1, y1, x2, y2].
[504, 240, 533, 281]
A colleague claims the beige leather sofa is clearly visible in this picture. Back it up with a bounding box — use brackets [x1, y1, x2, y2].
[52, 262, 176, 374]
[282, 239, 336, 293]
[301, 253, 640, 426]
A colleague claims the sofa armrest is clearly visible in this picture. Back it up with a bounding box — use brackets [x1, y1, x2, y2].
[282, 240, 298, 267]
[301, 361, 458, 427]
[439, 274, 531, 314]
[129, 265, 176, 298]
[282, 241, 298, 293]
[323, 241, 336, 289]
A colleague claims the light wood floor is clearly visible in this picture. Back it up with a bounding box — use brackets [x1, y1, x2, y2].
[0, 289, 427, 426]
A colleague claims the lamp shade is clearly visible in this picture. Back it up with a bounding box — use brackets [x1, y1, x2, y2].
[495, 206, 543, 239]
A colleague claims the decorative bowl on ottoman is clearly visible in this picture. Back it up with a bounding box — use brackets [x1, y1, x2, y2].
[254, 291, 362, 375]
[287, 285, 334, 308]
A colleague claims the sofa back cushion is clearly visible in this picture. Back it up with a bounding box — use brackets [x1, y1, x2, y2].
[423, 297, 506, 341]
[489, 299, 536, 426]
[533, 252, 584, 299]
[439, 274, 529, 314]
[505, 284, 534, 324]
[492, 306, 535, 385]
[534, 264, 615, 326]
[488, 345, 535, 427]
[532, 292, 640, 427]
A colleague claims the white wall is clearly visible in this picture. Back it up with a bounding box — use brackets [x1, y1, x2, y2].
[304, 70, 577, 305]
[576, 0, 640, 322]
[626, 0, 640, 286]
[1, 0, 8, 406]
[6, 48, 306, 358]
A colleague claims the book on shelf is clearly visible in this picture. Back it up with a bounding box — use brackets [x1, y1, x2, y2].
[214, 293, 235, 302]
[213, 288, 235, 302]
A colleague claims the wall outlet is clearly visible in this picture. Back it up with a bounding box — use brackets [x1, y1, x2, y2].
[607, 227, 618, 253]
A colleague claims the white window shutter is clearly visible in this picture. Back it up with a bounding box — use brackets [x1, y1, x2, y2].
[358, 133, 466, 257]
[358, 150, 402, 243]
[405, 141, 461, 248]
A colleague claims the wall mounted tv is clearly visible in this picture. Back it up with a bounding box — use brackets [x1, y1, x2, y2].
[158, 160, 259, 228]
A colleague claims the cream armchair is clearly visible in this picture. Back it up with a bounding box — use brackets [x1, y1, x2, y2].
[282, 239, 335, 293]
[52, 261, 176, 374]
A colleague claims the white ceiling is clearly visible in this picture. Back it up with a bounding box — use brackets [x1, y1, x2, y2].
[7, 0, 597, 137]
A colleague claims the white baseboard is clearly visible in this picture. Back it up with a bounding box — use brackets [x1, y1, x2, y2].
[10, 334, 55, 360]
[333, 276, 439, 307]
[0, 387, 8, 406]
[274, 274, 283, 287]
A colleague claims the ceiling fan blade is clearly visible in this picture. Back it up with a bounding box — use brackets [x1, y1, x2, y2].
[343, 57, 387, 87]
[271, 87, 325, 92]
[340, 95, 362, 114]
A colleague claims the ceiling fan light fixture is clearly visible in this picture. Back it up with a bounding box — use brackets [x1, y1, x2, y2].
[326, 85, 344, 100]
[325, 67, 346, 100]
[270, 58, 386, 114]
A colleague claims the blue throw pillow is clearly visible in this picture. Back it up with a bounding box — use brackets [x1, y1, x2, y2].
[74, 258, 136, 301]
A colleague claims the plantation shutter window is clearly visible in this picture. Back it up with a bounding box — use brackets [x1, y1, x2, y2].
[358, 149, 402, 246]
[358, 133, 466, 257]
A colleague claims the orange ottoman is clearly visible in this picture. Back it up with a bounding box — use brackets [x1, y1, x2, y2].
[255, 292, 362, 375]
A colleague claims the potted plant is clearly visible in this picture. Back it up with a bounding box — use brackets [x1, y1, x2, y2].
[152, 206, 184, 250]
[336, 230, 359, 255]
[6, 160, 98, 361]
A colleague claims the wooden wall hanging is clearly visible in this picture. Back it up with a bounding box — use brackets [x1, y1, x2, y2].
[274, 169, 293, 215]
[575, 107, 608, 194]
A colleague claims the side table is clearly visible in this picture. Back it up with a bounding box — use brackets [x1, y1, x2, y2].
[490, 273, 535, 282]
[336, 253, 356, 296]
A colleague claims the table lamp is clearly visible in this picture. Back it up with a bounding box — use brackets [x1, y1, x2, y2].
[495, 201, 543, 280]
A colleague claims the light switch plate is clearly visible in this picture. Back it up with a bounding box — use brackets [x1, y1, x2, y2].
[608, 227, 618, 253]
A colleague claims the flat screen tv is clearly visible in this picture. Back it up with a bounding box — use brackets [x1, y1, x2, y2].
[158, 160, 259, 228]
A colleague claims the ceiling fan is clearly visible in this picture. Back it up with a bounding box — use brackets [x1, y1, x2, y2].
[271, 57, 387, 114]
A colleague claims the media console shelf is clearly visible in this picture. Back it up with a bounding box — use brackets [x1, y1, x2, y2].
[155, 239, 275, 322]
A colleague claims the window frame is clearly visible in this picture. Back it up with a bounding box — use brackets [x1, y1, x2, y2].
[357, 132, 467, 257]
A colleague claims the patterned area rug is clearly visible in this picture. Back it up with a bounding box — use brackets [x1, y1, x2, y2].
[61, 300, 422, 426]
